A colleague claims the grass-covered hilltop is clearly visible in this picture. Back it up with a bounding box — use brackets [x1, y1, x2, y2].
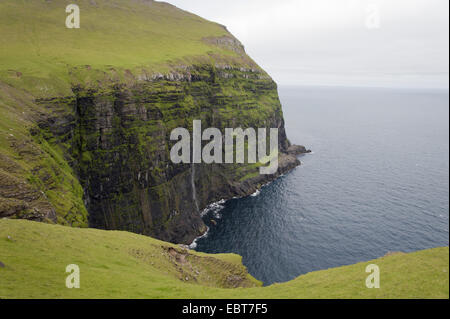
[0, 0, 307, 243]
[0, 219, 448, 299]
[0, 0, 448, 300]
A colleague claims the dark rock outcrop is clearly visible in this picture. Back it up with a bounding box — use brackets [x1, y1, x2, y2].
[287, 145, 312, 155]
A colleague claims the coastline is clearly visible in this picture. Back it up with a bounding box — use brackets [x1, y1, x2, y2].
[188, 145, 311, 249]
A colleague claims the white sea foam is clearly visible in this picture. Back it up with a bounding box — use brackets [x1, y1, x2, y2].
[250, 189, 261, 197]
[200, 199, 226, 217]
[189, 226, 210, 250]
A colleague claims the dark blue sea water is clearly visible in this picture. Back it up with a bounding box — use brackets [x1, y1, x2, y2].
[194, 86, 449, 285]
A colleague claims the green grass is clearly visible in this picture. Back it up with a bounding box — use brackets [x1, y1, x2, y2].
[0, 0, 252, 97]
[0, 219, 448, 299]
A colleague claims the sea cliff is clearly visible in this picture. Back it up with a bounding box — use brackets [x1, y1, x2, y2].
[0, 0, 309, 244]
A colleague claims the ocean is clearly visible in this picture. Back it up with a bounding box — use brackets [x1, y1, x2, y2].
[194, 86, 449, 285]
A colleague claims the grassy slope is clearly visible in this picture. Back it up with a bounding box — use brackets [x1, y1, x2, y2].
[0, 0, 241, 97]
[0, 80, 91, 224]
[0, 219, 448, 299]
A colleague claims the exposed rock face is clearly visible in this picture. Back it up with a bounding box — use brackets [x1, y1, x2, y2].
[287, 145, 312, 155]
[0, 151, 57, 222]
[203, 35, 246, 54]
[33, 64, 308, 244]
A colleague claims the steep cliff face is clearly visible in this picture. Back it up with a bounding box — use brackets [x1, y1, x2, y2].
[0, 0, 308, 244]
[36, 65, 305, 243]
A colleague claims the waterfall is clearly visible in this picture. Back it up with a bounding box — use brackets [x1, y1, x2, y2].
[191, 163, 200, 213]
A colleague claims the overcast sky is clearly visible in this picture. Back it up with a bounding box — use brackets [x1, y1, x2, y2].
[163, 0, 449, 88]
